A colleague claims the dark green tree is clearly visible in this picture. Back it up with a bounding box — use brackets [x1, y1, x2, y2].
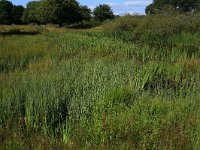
[12, 5, 24, 24]
[22, 1, 41, 24]
[145, 3, 160, 14]
[146, 0, 200, 14]
[61, 0, 82, 24]
[0, 0, 13, 24]
[79, 5, 91, 21]
[177, 0, 200, 12]
[38, 0, 82, 25]
[93, 4, 114, 22]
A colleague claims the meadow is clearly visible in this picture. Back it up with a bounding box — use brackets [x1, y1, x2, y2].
[1, 15, 200, 149]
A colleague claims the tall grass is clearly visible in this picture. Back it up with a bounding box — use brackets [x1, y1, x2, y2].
[0, 25, 200, 149]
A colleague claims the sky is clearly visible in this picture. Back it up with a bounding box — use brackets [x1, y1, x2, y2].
[10, 0, 153, 15]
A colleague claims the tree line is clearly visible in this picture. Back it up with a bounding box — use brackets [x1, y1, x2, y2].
[0, 0, 115, 26]
[1, 0, 200, 26]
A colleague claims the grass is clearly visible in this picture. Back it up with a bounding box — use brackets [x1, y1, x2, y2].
[0, 23, 200, 149]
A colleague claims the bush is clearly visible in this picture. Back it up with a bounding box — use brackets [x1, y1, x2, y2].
[102, 13, 200, 44]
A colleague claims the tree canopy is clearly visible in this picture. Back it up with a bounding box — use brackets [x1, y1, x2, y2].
[24, 0, 93, 25]
[79, 5, 91, 21]
[0, 0, 114, 25]
[0, 0, 25, 24]
[0, 0, 13, 24]
[12, 5, 24, 24]
[93, 4, 114, 22]
[37, 0, 82, 25]
[22, 1, 40, 24]
[146, 0, 200, 14]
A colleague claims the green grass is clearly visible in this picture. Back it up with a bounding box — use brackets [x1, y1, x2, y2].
[0, 25, 200, 149]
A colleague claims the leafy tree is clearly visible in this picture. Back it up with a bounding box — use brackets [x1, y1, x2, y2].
[22, 1, 41, 24]
[61, 0, 82, 23]
[145, 3, 160, 14]
[93, 4, 114, 22]
[79, 5, 91, 21]
[177, 0, 200, 12]
[12, 5, 24, 24]
[38, 0, 82, 25]
[0, 0, 13, 24]
[146, 0, 200, 14]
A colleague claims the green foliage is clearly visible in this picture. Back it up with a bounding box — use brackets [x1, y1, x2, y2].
[37, 0, 83, 25]
[102, 13, 200, 45]
[0, 0, 112, 26]
[0, 0, 91, 25]
[79, 5, 91, 21]
[22, 1, 40, 24]
[145, 3, 159, 14]
[0, 1, 24, 25]
[93, 4, 115, 22]
[146, 0, 200, 14]
[12, 5, 24, 24]
[0, 0, 13, 24]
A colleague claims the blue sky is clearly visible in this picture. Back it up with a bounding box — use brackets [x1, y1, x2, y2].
[10, 0, 153, 15]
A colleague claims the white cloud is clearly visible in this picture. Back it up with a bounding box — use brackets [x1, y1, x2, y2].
[124, 1, 151, 6]
[105, 1, 152, 7]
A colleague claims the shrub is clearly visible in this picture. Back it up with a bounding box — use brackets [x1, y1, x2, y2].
[102, 13, 200, 44]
